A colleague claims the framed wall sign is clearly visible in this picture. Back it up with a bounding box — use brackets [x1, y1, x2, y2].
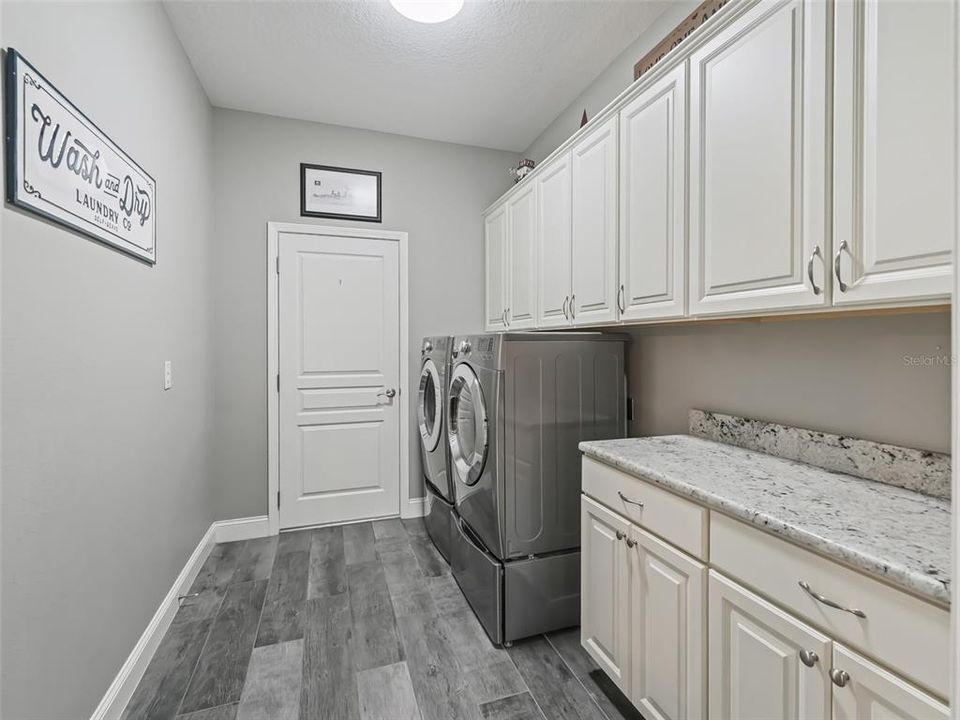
[4, 49, 157, 263]
[300, 163, 381, 223]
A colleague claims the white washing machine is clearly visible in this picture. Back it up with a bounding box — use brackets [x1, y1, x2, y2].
[417, 335, 455, 562]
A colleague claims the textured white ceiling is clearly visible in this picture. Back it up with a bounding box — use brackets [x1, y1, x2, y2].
[163, 0, 670, 152]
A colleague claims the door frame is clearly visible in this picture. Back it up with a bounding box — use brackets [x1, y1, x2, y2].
[266, 222, 410, 536]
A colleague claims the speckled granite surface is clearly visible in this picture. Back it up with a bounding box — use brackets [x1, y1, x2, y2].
[579, 435, 951, 605]
[690, 409, 951, 499]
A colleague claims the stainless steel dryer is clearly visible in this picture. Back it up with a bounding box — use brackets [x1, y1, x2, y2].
[417, 336, 455, 562]
[447, 332, 627, 645]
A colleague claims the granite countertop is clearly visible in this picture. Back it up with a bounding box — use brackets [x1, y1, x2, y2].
[580, 435, 951, 605]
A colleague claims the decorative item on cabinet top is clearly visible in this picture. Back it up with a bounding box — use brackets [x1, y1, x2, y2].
[4, 49, 157, 264]
[509, 158, 535, 184]
[633, 0, 730, 80]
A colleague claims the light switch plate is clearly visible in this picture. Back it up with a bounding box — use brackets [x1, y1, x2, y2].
[164, 360, 172, 390]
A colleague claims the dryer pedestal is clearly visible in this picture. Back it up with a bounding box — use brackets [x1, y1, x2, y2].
[451, 513, 580, 646]
[423, 481, 453, 563]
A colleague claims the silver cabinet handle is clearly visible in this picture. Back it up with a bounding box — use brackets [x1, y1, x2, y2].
[618, 491, 644, 508]
[799, 649, 819, 667]
[615, 530, 625, 541]
[834, 240, 849, 293]
[798, 581, 866, 618]
[617, 284, 625, 314]
[625, 537, 636, 548]
[830, 668, 850, 688]
[562, 295, 569, 320]
[504, 307, 510, 327]
[570, 294, 576, 320]
[378, 388, 397, 400]
[807, 245, 822, 296]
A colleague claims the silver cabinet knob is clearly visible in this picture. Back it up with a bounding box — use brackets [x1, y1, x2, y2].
[615, 530, 624, 541]
[378, 388, 396, 399]
[830, 668, 850, 688]
[799, 649, 819, 667]
[625, 538, 636, 548]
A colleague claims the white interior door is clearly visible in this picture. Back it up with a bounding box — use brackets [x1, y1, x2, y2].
[278, 232, 400, 528]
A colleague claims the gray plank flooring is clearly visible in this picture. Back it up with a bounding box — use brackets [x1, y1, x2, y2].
[122, 518, 639, 720]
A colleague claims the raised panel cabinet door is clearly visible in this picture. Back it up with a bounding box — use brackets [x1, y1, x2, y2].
[507, 180, 538, 329]
[581, 495, 630, 692]
[833, 0, 956, 305]
[830, 644, 948, 720]
[537, 152, 573, 328]
[571, 115, 619, 325]
[484, 203, 507, 331]
[619, 63, 687, 322]
[708, 571, 831, 720]
[628, 525, 706, 720]
[689, 0, 829, 316]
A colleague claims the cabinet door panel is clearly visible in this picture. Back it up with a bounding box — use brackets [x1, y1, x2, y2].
[572, 116, 618, 325]
[507, 182, 538, 329]
[484, 205, 507, 331]
[831, 644, 948, 720]
[833, 0, 955, 304]
[709, 571, 830, 720]
[537, 154, 573, 328]
[689, 0, 828, 316]
[629, 526, 705, 720]
[581, 495, 630, 691]
[620, 63, 687, 321]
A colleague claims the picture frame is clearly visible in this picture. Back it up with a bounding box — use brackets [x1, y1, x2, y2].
[300, 163, 381, 223]
[4, 48, 157, 264]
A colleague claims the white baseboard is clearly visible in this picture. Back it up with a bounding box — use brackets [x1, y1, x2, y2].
[89, 524, 218, 720]
[401, 496, 427, 519]
[213, 515, 270, 543]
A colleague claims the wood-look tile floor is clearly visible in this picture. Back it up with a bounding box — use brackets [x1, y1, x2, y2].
[122, 518, 643, 720]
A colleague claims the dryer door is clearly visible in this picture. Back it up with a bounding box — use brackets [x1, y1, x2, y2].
[417, 358, 443, 452]
[447, 363, 488, 486]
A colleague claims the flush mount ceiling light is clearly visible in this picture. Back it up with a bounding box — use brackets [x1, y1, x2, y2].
[389, 0, 464, 24]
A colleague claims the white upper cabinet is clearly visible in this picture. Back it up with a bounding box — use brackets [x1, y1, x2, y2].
[689, 0, 829, 316]
[629, 525, 706, 720]
[832, 0, 956, 305]
[581, 496, 630, 691]
[572, 115, 619, 325]
[537, 152, 573, 328]
[709, 570, 831, 720]
[506, 181, 538, 329]
[619, 63, 687, 321]
[483, 203, 507, 331]
[830, 644, 949, 720]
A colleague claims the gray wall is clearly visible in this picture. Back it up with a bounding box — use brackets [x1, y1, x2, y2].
[211, 108, 515, 519]
[627, 312, 952, 453]
[1, 3, 216, 717]
[523, 5, 952, 454]
[523, 0, 699, 163]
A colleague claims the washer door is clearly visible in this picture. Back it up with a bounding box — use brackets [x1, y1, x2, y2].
[417, 358, 443, 452]
[447, 363, 488, 486]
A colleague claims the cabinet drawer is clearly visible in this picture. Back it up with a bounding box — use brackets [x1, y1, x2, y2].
[710, 512, 949, 699]
[582, 456, 708, 560]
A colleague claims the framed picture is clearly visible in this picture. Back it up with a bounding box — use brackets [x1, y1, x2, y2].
[300, 163, 381, 223]
[5, 49, 157, 263]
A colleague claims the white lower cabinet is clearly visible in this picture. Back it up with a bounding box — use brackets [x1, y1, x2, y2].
[629, 526, 706, 720]
[581, 496, 630, 690]
[831, 644, 949, 720]
[709, 570, 831, 720]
